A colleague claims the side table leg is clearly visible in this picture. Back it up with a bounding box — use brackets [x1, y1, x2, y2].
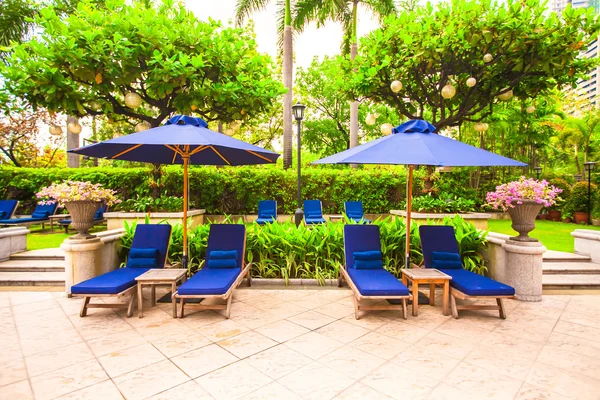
[151, 285, 156, 307]
[138, 283, 144, 318]
[171, 282, 177, 318]
[429, 284, 436, 306]
[442, 282, 450, 316]
[412, 281, 419, 317]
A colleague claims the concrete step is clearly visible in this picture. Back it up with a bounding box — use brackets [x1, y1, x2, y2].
[10, 248, 64, 261]
[542, 274, 600, 290]
[543, 261, 600, 275]
[0, 272, 64, 287]
[0, 259, 64, 272]
[543, 250, 591, 262]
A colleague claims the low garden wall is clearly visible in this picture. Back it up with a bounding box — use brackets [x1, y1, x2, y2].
[572, 229, 600, 263]
[390, 210, 492, 230]
[104, 210, 205, 230]
[0, 227, 29, 261]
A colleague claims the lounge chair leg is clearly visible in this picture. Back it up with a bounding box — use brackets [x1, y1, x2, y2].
[79, 297, 90, 317]
[126, 293, 135, 318]
[179, 298, 185, 319]
[497, 298, 506, 319]
[402, 298, 407, 320]
[338, 273, 344, 288]
[225, 295, 232, 319]
[247, 269, 252, 287]
[353, 296, 360, 320]
[450, 294, 459, 319]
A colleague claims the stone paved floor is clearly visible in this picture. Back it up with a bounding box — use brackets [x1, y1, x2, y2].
[1, 287, 600, 400]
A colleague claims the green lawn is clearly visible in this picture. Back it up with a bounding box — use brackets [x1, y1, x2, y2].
[26, 224, 107, 251]
[487, 219, 600, 253]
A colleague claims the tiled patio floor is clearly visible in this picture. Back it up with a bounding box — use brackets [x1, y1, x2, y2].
[1, 287, 599, 400]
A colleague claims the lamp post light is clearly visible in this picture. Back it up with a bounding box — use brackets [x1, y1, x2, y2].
[533, 166, 542, 180]
[292, 102, 306, 227]
[584, 161, 596, 225]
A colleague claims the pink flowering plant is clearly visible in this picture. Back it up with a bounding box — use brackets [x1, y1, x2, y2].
[486, 176, 562, 211]
[36, 181, 121, 207]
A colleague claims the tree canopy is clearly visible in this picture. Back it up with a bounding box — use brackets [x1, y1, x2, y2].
[0, 0, 286, 127]
[344, 0, 600, 130]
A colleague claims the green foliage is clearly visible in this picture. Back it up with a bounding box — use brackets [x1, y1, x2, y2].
[344, 0, 600, 130]
[120, 215, 488, 281]
[547, 177, 571, 210]
[408, 193, 476, 213]
[118, 194, 187, 213]
[564, 181, 599, 214]
[0, 0, 285, 125]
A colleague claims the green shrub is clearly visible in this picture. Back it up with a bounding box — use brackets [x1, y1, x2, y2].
[120, 215, 488, 283]
[407, 193, 476, 213]
[564, 181, 599, 214]
[548, 178, 571, 210]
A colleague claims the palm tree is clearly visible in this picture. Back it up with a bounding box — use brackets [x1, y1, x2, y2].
[236, 0, 295, 169]
[0, 0, 37, 60]
[293, 0, 397, 151]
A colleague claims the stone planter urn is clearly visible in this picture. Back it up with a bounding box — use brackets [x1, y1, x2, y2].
[64, 200, 102, 239]
[507, 199, 543, 242]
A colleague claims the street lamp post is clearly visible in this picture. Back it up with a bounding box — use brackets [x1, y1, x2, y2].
[584, 162, 596, 225]
[533, 166, 542, 180]
[292, 102, 306, 227]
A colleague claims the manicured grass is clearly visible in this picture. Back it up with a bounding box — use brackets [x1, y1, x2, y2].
[487, 219, 600, 253]
[26, 224, 106, 251]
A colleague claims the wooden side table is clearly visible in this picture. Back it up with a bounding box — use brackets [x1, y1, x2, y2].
[401, 268, 451, 316]
[135, 269, 187, 318]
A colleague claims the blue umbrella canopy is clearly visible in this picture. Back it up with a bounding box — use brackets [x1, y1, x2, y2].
[313, 119, 526, 167]
[69, 115, 279, 166]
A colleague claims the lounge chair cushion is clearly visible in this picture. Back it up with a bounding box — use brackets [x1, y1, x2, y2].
[431, 251, 462, 269]
[177, 267, 241, 295]
[354, 260, 383, 269]
[440, 268, 515, 297]
[0, 217, 46, 224]
[255, 217, 275, 224]
[71, 267, 151, 295]
[127, 248, 159, 268]
[0, 211, 6, 219]
[347, 213, 362, 219]
[305, 217, 326, 224]
[207, 250, 238, 268]
[130, 248, 159, 259]
[32, 211, 50, 219]
[347, 268, 409, 296]
[353, 251, 382, 261]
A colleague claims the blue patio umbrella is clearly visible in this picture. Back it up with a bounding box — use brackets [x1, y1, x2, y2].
[69, 115, 280, 267]
[313, 119, 526, 268]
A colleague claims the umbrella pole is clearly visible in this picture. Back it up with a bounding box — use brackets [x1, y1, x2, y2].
[182, 155, 189, 269]
[405, 165, 414, 269]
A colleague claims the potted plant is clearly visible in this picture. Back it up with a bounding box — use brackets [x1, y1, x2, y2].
[592, 209, 600, 226]
[37, 181, 120, 239]
[561, 211, 573, 223]
[564, 182, 599, 224]
[547, 178, 571, 221]
[486, 177, 562, 241]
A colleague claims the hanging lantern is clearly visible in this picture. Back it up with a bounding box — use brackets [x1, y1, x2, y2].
[224, 127, 235, 136]
[229, 121, 241, 132]
[381, 123, 393, 135]
[89, 101, 102, 111]
[483, 53, 493, 63]
[466, 77, 477, 87]
[441, 84, 456, 99]
[390, 80, 403, 93]
[135, 121, 151, 132]
[526, 105, 536, 114]
[474, 122, 488, 132]
[67, 121, 82, 135]
[49, 125, 63, 136]
[190, 104, 197, 111]
[498, 89, 513, 101]
[124, 92, 142, 109]
[366, 114, 376, 126]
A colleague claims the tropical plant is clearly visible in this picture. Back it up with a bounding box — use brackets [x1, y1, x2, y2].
[118, 194, 186, 213]
[564, 181, 599, 214]
[408, 193, 476, 213]
[36, 180, 121, 206]
[547, 178, 571, 210]
[486, 176, 562, 211]
[0, 0, 37, 60]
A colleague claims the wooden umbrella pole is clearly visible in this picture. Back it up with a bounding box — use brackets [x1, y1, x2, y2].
[182, 154, 189, 269]
[405, 165, 414, 269]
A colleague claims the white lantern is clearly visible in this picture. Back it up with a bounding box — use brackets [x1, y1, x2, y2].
[230, 121, 241, 131]
[224, 128, 235, 136]
[381, 123, 393, 135]
[135, 121, 151, 132]
[124, 92, 142, 109]
[49, 125, 63, 136]
[483, 53, 493, 63]
[526, 105, 536, 114]
[67, 121, 82, 135]
[390, 80, 403, 93]
[365, 114, 376, 126]
[466, 77, 477, 87]
[498, 89, 513, 101]
[474, 122, 488, 132]
[441, 84, 456, 99]
[89, 101, 102, 111]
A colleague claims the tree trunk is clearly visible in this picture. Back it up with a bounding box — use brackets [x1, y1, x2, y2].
[349, 2, 359, 168]
[66, 116, 80, 168]
[574, 143, 581, 175]
[282, 24, 293, 170]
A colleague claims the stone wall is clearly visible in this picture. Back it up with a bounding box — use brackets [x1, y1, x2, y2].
[572, 229, 600, 263]
[0, 227, 29, 261]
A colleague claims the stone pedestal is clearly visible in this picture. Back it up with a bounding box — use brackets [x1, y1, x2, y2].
[61, 237, 104, 295]
[501, 239, 546, 302]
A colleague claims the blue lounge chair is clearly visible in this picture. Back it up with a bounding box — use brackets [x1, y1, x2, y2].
[71, 224, 172, 318]
[419, 225, 515, 319]
[0, 200, 19, 221]
[341, 225, 411, 319]
[255, 200, 277, 224]
[173, 224, 251, 319]
[58, 204, 108, 233]
[0, 202, 57, 227]
[344, 201, 372, 224]
[304, 200, 326, 224]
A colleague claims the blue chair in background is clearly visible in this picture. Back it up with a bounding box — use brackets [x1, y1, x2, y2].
[58, 204, 108, 233]
[71, 224, 172, 317]
[344, 201, 372, 224]
[0, 202, 58, 228]
[341, 224, 411, 319]
[0, 200, 19, 221]
[174, 224, 251, 319]
[255, 200, 277, 224]
[304, 200, 326, 225]
[419, 225, 515, 319]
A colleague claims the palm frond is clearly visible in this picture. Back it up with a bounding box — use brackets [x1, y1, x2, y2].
[362, 0, 398, 22]
[235, 0, 272, 26]
[0, 0, 37, 49]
